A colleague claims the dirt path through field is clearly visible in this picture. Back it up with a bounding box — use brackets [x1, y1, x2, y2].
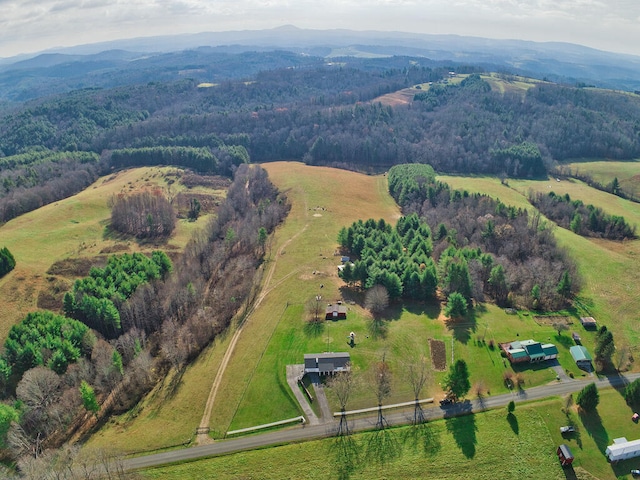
[196, 224, 309, 444]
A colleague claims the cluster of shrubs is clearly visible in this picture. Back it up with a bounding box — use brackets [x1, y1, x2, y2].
[0, 247, 15, 278]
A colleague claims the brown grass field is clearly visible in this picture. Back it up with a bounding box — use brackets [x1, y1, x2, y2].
[0, 167, 224, 342]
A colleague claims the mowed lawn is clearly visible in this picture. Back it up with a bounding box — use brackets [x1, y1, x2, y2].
[141, 406, 567, 480]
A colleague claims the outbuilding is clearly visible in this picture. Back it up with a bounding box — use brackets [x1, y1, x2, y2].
[606, 438, 640, 462]
[570, 345, 593, 369]
[326, 302, 347, 320]
[557, 444, 574, 466]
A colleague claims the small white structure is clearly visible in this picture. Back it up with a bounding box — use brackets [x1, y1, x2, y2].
[605, 437, 640, 462]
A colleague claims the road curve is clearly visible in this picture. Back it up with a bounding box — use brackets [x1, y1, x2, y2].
[124, 371, 640, 471]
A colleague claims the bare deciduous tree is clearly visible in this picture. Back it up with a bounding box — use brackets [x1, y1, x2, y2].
[405, 355, 431, 425]
[365, 285, 389, 314]
[328, 367, 356, 436]
[372, 355, 392, 429]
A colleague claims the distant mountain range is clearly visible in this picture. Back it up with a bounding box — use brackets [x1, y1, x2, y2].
[2, 25, 639, 102]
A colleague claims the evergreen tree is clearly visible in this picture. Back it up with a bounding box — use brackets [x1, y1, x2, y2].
[576, 383, 599, 411]
[80, 380, 100, 415]
[444, 359, 471, 400]
[445, 292, 468, 319]
[0, 247, 16, 277]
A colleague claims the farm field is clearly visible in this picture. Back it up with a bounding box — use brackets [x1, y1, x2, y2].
[138, 388, 640, 480]
[87, 162, 640, 458]
[0, 166, 225, 342]
[561, 159, 640, 199]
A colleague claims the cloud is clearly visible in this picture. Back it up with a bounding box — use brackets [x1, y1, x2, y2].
[0, 0, 638, 57]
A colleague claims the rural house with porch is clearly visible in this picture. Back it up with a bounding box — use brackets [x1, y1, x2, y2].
[304, 352, 351, 376]
[500, 339, 558, 364]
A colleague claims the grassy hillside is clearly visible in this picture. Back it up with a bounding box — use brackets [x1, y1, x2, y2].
[562, 159, 640, 200]
[0, 166, 224, 341]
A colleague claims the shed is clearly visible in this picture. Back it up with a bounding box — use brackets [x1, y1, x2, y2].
[580, 317, 597, 330]
[557, 444, 574, 466]
[570, 345, 593, 368]
[606, 437, 640, 462]
[325, 302, 347, 320]
[304, 352, 351, 376]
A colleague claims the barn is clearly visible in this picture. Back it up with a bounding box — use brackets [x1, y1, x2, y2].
[557, 444, 574, 466]
[325, 302, 347, 320]
[606, 438, 640, 462]
[304, 352, 351, 376]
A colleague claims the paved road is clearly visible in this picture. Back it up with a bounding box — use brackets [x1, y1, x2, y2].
[124, 371, 640, 471]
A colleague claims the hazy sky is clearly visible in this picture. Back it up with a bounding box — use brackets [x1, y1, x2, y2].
[1, 0, 639, 58]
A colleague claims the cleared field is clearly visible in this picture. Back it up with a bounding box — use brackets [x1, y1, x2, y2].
[562, 159, 640, 199]
[0, 166, 223, 342]
[141, 406, 566, 480]
[140, 388, 640, 480]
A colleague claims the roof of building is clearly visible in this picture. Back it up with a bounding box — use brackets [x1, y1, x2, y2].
[326, 303, 347, 314]
[509, 349, 529, 360]
[304, 352, 351, 360]
[524, 342, 544, 358]
[606, 438, 640, 459]
[570, 345, 593, 362]
[542, 344, 559, 356]
[558, 444, 574, 459]
[580, 316, 597, 325]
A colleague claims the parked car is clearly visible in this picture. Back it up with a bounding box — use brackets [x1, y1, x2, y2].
[630, 469, 640, 477]
[560, 426, 576, 434]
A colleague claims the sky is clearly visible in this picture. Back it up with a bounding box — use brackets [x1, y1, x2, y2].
[1, 0, 640, 58]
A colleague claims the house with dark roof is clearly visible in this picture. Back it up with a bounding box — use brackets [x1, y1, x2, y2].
[570, 345, 593, 369]
[304, 352, 351, 375]
[500, 339, 559, 364]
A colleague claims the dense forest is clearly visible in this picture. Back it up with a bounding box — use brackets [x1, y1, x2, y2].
[1, 65, 639, 186]
[384, 164, 579, 311]
[1, 62, 639, 228]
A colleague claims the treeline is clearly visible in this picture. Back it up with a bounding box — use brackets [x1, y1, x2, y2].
[387, 164, 579, 311]
[0, 165, 289, 461]
[0, 152, 104, 224]
[529, 191, 636, 240]
[0, 247, 15, 278]
[63, 251, 172, 339]
[110, 192, 176, 239]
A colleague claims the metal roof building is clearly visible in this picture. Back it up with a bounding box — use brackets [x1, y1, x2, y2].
[606, 437, 640, 462]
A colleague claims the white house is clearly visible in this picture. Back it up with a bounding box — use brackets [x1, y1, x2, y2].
[605, 437, 640, 462]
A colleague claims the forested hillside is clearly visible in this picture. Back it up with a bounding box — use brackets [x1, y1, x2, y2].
[1, 65, 639, 189]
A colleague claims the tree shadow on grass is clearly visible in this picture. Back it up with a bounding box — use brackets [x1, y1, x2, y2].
[579, 409, 609, 455]
[445, 413, 477, 459]
[367, 317, 388, 339]
[329, 434, 361, 480]
[554, 333, 575, 349]
[507, 412, 519, 435]
[303, 320, 325, 338]
[445, 305, 485, 345]
[402, 422, 442, 456]
[365, 427, 401, 466]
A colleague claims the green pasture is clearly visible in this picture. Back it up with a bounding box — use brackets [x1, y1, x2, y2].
[140, 387, 640, 480]
[142, 405, 567, 480]
[561, 159, 640, 199]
